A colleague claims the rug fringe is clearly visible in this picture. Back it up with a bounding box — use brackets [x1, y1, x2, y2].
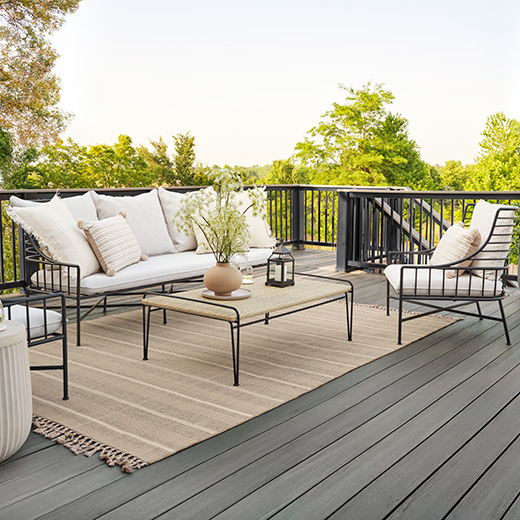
[32, 415, 148, 473]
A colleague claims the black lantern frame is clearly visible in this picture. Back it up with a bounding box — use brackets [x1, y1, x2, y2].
[265, 239, 295, 287]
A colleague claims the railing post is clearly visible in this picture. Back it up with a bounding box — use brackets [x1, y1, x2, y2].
[336, 191, 351, 271]
[291, 186, 305, 249]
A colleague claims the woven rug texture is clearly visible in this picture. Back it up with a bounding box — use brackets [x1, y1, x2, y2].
[29, 302, 455, 471]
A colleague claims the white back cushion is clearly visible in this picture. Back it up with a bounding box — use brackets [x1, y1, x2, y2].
[91, 190, 176, 257]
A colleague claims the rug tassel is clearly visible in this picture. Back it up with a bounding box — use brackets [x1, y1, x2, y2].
[32, 415, 148, 473]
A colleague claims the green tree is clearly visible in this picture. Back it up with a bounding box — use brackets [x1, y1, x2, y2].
[466, 112, 520, 191]
[438, 160, 471, 191]
[137, 137, 174, 185]
[263, 159, 311, 185]
[295, 83, 429, 188]
[0, 0, 81, 148]
[173, 132, 196, 185]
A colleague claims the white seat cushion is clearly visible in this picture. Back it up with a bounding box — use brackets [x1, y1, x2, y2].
[31, 249, 273, 295]
[7, 305, 63, 338]
[384, 264, 503, 298]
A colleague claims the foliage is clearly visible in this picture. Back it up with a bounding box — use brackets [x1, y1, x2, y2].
[173, 132, 196, 186]
[438, 160, 471, 191]
[137, 137, 174, 185]
[0, 0, 81, 149]
[263, 159, 311, 185]
[175, 168, 266, 263]
[295, 83, 431, 189]
[465, 113, 520, 191]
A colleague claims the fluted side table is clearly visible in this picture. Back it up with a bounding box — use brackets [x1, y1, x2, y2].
[0, 320, 32, 463]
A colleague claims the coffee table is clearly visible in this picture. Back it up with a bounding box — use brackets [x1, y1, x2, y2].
[142, 274, 353, 386]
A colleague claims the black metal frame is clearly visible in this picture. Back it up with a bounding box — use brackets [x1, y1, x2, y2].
[385, 205, 517, 345]
[2, 290, 68, 400]
[142, 274, 354, 386]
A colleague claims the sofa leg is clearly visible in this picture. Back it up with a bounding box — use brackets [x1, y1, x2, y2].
[398, 296, 403, 345]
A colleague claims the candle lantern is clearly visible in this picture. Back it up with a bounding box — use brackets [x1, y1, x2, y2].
[265, 239, 295, 287]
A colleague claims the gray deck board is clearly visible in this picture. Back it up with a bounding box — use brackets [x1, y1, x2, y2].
[1, 249, 519, 520]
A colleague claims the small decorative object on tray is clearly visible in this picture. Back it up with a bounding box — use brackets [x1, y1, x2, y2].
[241, 266, 254, 285]
[202, 289, 251, 300]
[266, 238, 295, 288]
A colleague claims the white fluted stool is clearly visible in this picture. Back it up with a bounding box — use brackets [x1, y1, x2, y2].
[0, 321, 32, 463]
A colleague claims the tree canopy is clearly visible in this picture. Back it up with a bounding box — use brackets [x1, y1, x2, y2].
[0, 0, 81, 149]
[294, 83, 433, 189]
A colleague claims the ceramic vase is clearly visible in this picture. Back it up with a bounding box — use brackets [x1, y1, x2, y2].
[203, 262, 242, 296]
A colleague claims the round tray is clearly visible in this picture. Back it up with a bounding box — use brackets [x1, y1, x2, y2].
[202, 289, 251, 300]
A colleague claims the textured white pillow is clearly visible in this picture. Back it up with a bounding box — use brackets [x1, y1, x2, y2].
[235, 188, 276, 248]
[78, 214, 146, 276]
[156, 187, 197, 252]
[90, 190, 176, 257]
[429, 222, 481, 278]
[10, 192, 98, 222]
[468, 200, 517, 280]
[7, 195, 100, 278]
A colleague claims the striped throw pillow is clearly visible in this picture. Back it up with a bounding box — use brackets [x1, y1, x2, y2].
[78, 213, 147, 276]
[429, 222, 481, 278]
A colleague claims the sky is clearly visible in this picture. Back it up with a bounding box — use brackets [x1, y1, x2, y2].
[51, 0, 520, 168]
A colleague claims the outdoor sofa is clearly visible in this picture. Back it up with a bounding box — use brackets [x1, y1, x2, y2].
[8, 187, 275, 345]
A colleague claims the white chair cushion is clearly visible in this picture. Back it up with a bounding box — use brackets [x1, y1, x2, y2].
[7, 195, 101, 278]
[156, 188, 197, 252]
[31, 248, 273, 295]
[468, 200, 517, 280]
[429, 222, 481, 278]
[91, 190, 177, 257]
[384, 264, 503, 298]
[8, 305, 63, 338]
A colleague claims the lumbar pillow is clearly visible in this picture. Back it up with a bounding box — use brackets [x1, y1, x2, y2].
[7, 195, 101, 278]
[429, 222, 481, 278]
[78, 213, 147, 276]
[90, 190, 176, 257]
[235, 188, 276, 248]
[468, 200, 517, 280]
[156, 187, 197, 252]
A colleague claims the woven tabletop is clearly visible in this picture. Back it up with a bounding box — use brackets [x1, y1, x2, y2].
[142, 277, 350, 322]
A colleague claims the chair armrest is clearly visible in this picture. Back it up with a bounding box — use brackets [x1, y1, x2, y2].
[387, 248, 435, 265]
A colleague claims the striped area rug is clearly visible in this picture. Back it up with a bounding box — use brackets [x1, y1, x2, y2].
[29, 302, 455, 471]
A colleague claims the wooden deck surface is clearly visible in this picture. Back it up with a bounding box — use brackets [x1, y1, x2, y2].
[1, 249, 520, 519]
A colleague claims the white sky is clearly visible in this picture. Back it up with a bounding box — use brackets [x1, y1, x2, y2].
[51, 0, 520, 167]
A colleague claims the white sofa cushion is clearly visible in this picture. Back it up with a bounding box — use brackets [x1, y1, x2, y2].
[10, 192, 98, 222]
[91, 190, 177, 257]
[78, 214, 146, 276]
[7, 195, 101, 278]
[468, 200, 517, 280]
[429, 222, 481, 278]
[236, 188, 276, 248]
[32, 248, 273, 295]
[7, 305, 63, 338]
[384, 264, 503, 298]
[156, 188, 197, 252]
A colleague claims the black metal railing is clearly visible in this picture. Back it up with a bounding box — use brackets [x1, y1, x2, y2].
[336, 189, 520, 272]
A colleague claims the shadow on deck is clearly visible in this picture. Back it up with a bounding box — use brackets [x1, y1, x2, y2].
[1, 249, 520, 519]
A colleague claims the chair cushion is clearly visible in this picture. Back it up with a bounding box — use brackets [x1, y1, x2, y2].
[7, 305, 63, 338]
[7, 195, 101, 278]
[91, 190, 177, 257]
[429, 222, 481, 278]
[156, 188, 197, 252]
[468, 200, 517, 280]
[384, 264, 503, 298]
[78, 214, 146, 276]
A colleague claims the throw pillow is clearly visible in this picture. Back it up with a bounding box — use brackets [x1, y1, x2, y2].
[429, 222, 481, 278]
[156, 187, 197, 252]
[10, 192, 99, 222]
[7, 195, 101, 278]
[468, 200, 517, 280]
[78, 213, 147, 276]
[235, 188, 276, 248]
[90, 190, 177, 257]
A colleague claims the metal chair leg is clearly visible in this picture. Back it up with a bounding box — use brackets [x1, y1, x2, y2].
[398, 295, 403, 345]
[498, 299, 511, 345]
